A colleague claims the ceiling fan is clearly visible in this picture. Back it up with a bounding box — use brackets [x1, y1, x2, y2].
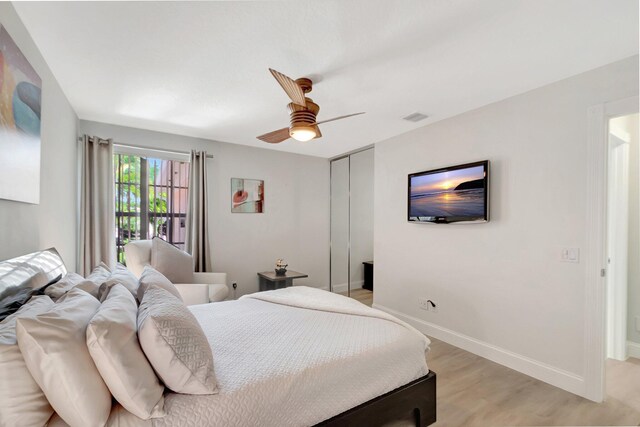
[257, 69, 365, 143]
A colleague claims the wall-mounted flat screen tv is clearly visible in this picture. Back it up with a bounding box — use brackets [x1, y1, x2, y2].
[408, 160, 489, 224]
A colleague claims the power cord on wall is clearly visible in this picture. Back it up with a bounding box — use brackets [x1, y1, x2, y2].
[232, 282, 237, 300]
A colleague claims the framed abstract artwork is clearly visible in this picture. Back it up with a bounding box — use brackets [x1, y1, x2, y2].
[0, 25, 42, 204]
[231, 178, 264, 213]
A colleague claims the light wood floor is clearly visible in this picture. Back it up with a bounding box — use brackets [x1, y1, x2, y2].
[341, 289, 640, 425]
[415, 338, 640, 426]
[339, 288, 373, 306]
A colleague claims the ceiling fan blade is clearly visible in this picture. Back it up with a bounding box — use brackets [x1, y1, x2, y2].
[316, 112, 366, 125]
[269, 68, 306, 107]
[257, 127, 291, 144]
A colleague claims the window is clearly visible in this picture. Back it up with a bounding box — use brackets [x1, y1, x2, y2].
[114, 153, 190, 263]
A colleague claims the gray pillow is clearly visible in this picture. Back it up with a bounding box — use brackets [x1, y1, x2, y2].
[87, 262, 112, 285]
[137, 266, 183, 303]
[87, 284, 165, 419]
[150, 238, 193, 283]
[98, 263, 139, 301]
[44, 272, 85, 300]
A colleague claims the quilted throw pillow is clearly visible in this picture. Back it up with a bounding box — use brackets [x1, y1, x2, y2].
[138, 286, 217, 395]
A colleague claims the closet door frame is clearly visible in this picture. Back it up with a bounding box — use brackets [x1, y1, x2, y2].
[329, 146, 374, 297]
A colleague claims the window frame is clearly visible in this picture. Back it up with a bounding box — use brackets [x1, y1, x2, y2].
[113, 146, 190, 263]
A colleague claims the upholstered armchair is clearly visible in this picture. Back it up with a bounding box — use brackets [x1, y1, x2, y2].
[123, 240, 229, 305]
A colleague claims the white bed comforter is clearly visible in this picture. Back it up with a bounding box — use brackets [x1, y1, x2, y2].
[102, 287, 430, 427]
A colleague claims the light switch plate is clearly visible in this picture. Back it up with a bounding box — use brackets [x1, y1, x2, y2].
[561, 248, 580, 263]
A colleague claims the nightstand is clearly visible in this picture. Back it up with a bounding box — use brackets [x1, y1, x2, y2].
[257, 270, 308, 291]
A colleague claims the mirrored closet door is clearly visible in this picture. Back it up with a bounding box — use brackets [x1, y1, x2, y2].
[330, 148, 374, 306]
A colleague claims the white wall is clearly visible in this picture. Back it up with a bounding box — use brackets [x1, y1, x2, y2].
[79, 120, 329, 296]
[0, 3, 79, 268]
[373, 56, 639, 396]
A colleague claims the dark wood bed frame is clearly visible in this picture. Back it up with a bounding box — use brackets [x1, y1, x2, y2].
[315, 371, 436, 427]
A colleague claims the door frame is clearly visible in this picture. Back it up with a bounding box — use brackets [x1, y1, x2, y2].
[585, 95, 638, 402]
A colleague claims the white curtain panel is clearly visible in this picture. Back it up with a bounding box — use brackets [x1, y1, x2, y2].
[185, 150, 211, 272]
[79, 135, 115, 276]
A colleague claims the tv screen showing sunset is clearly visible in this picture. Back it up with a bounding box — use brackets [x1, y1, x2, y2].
[409, 164, 486, 220]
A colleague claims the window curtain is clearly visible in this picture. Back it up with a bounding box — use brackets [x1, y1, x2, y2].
[79, 135, 115, 275]
[185, 150, 212, 272]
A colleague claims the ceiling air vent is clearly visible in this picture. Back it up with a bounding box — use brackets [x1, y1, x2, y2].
[402, 112, 429, 122]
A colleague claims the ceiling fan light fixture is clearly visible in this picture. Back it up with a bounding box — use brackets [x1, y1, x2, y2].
[255, 68, 366, 144]
[290, 125, 318, 142]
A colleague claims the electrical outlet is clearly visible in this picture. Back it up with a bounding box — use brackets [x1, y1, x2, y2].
[419, 297, 437, 312]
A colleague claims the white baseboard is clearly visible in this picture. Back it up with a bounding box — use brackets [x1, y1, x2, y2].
[627, 341, 640, 359]
[331, 281, 365, 293]
[331, 282, 348, 293]
[373, 303, 586, 398]
[351, 280, 364, 289]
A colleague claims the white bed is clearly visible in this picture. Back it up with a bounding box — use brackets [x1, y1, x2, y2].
[72, 287, 430, 427]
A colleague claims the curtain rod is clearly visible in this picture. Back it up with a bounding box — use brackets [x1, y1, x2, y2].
[114, 142, 214, 159]
[81, 136, 214, 158]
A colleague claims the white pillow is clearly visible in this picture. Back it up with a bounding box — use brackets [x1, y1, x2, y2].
[150, 237, 193, 283]
[87, 284, 165, 419]
[0, 296, 54, 427]
[123, 239, 152, 278]
[16, 288, 112, 427]
[137, 265, 183, 303]
[138, 286, 217, 394]
[44, 272, 84, 300]
[98, 263, 139, 301]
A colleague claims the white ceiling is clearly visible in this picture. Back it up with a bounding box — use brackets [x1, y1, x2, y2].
[14, 0, 639, 158]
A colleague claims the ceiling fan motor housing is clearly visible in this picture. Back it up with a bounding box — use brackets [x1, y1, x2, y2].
[288, 98, 319, 134]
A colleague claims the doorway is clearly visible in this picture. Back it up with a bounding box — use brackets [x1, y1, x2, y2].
[586, 96, 638, 403]
[605, 112, 640, 407]
[330, 148, 374, 306]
